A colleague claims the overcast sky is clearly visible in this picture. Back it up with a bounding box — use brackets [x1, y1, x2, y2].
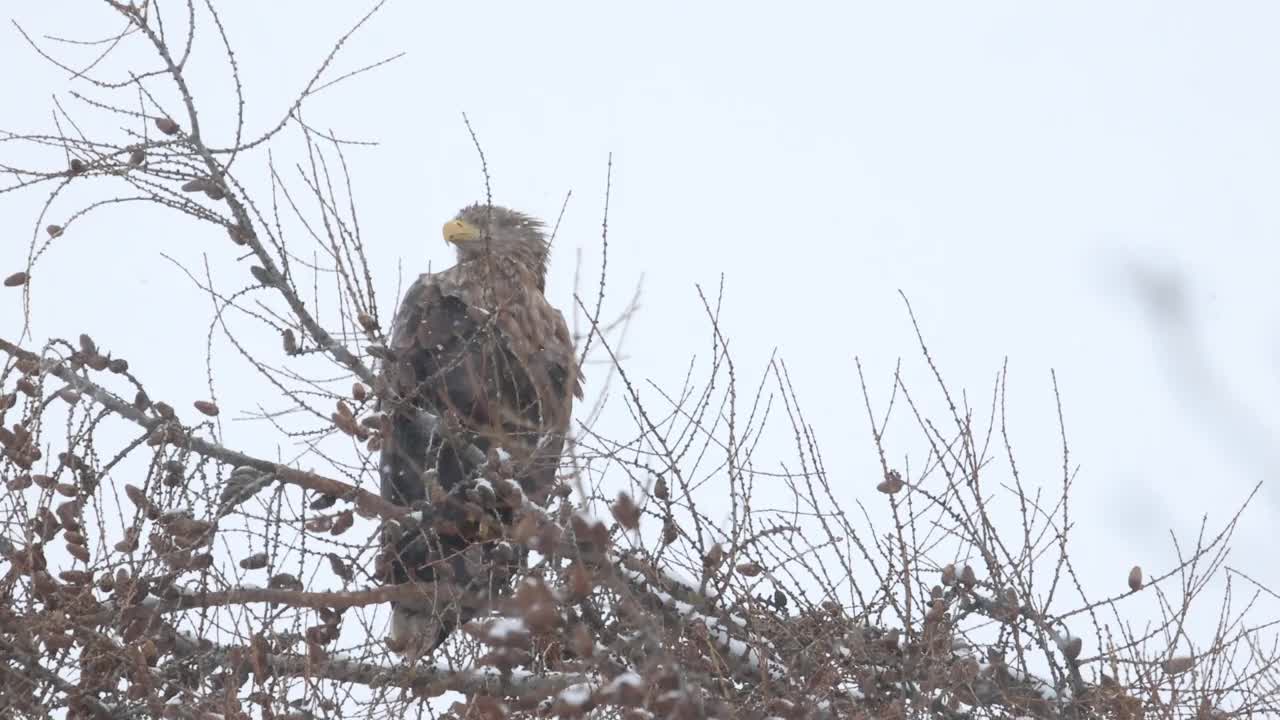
[4, 1, 1280, 662]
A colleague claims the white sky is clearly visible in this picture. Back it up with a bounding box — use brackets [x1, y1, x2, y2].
[3, 0, 1280, 669]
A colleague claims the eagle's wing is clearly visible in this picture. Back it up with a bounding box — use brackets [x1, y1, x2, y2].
[381, 259, 580, 503]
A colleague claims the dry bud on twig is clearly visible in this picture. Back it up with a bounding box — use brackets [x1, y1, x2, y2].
[330, 509, 353, 536]
[877, 469, 904, 494]
[240, 552, 269, 570]
[703, 543, 724, 574]
[661, 517, 678, 545]
[654, 475, 669, 500]
[1128, 565, 1143, 592]
[610, 492, 640, 531]
[941, 563, 956, 586]
[269, 573, 303, 591]
[1057, 634, 1082, 660]
[327, 553, 352, 582]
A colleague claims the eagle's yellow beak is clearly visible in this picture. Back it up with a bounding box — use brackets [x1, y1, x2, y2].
[443, 218, 479, 245]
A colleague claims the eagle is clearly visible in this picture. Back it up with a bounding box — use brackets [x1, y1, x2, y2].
[377, 203, 582, 659]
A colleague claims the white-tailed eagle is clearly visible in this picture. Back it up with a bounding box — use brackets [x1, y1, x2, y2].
[378, 203, 581, 658]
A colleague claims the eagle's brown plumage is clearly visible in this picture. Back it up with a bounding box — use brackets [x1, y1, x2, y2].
[378, 203, 581, 658]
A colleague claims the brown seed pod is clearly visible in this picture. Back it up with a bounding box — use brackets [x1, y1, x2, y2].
[153, 402, 174, 420]
[282, 328, 298, 354]
[735, 562, 762, 577]
[46, 225, 63, 237]
[239, 552, 269, 570]
[114, 529, 139, 553]
[960, 564, 977, 587]
[108, 358, 129, 373]
[66, 542, 90, 563]
[155, 117, 180, 135]
[330, 509, 353, 536]
[1059, 635, 1082, 660]
[352, 383, 367, 402]
[225, 224, 249, 245]
[4, 271, 29, 287]
[326, 553, 351, 582]
[703, 543, 724, 573]
[332, 412, 358, 436]
[249, 266, 272, 285]
[877, 469, 905, 494]
[268, 573, 303, 591]
[941, 563, 957, 586]
[128, 147, 145, 166]
[653, 475, 669, 501]
[1162, 656, 1194, 675]
[1128, 565, 1143, 592]
[661, 517, 679, 545]
[610, 492, 640, 531]
[58, 453, 83, 472]
[59, 570, 92, 585]
[193, 400, 219, 417]
[926, 598, 947, 621]
[124, 485, 150, 511]
[567, 561, 592, 600]
[69, 158, 86, 175]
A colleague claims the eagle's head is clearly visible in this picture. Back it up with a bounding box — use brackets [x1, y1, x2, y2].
[444, 204, 550, 279]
